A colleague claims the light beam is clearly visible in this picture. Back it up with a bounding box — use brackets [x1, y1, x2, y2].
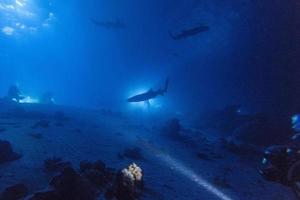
[157, 153, 234, 200]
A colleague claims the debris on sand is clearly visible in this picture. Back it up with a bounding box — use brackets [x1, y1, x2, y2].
[31, 167, 96, 200]
[0, 140, 21, 164]
[31, 161, 118, 200]
[31, 120, 50, 129]
[0, 183, 28, 200]
[106, 163, 144, 200]
[118, 147, 145, 161]
[44, 157, 71, 173]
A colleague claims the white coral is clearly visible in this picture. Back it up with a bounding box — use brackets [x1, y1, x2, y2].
[128, 163, 143, 182]
[122, 163, 143, 184]
[122, 168, 135, 184]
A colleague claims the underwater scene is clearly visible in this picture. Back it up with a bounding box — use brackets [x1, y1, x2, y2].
[0, 0, 299, 199]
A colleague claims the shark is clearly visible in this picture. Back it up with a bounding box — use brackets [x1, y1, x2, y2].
[169, 25, 209, 40]
[127, 79, 169, 106]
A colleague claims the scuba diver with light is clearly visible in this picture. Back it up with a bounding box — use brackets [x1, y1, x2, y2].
[6, 84, 25, 103]
[259, 114, 300, 198]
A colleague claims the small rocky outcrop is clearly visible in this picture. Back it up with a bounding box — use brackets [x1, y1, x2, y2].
[79, 160, 115, 188]
[50, 167, 96, 200]
[0, 183, 28, 200]
[30, 167, 96, 200]
[30, 162, 144, 200]
[44, 157, 71, 173]
[106, 163, 143, 200]
[31, 160, 117, 200]
[0, 140, 21, 164]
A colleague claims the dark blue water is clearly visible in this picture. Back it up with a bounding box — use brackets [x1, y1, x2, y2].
[0, 0, 298, 114]
[0, 1, 299, 199]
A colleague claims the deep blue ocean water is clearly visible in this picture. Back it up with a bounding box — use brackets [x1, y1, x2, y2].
[0, 1, 299, 200]
[0, 0, 298, 113]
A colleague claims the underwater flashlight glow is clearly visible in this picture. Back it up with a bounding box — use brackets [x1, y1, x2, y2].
[158, 154, 234, 200]
[19, 96, 39, 104]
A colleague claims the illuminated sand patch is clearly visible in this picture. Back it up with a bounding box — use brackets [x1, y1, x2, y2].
[140, 140, 234, 200]
[158, 153, 234, 200]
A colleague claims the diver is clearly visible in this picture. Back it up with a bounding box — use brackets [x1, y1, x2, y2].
[6, 84, 24, 103]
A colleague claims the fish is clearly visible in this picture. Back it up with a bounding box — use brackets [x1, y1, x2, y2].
[169, 25, 209, 40]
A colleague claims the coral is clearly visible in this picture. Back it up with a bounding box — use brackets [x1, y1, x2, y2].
[127, 163, 143, 182]
[50, 167, 96, 200]
[31, 161, 116, 200]
[44, 157, 71, 172]
[0, 140, 21, 164]
[80, 160, 115, 188]
[108, 163, 144, 200]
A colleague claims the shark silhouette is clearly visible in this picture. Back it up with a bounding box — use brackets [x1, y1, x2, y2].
[169, 25, 209, 40]
[127, 79, 169, 105]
